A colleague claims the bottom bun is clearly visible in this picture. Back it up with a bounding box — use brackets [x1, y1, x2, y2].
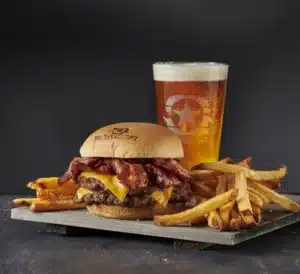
[87, 203, 186, 220]
[87, 204, 154, 220]
[153, 203, 186, 216]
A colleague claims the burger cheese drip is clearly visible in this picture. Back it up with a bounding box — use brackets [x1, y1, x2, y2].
[151, 186, 174, 208]
[78, 172, 128, 201]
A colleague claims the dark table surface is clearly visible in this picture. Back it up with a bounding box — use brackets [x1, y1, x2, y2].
[1, 195, 300, 274]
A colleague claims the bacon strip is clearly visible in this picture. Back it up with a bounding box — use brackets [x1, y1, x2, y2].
[130, 164, 148, 189]
[144, 164, 182, 188]
[152, 159, 191, 182]
[109, 159, 148, 190]
[58, 157, 104, 184]
[59, 158, 190, 192]
[94, 163, 115, 175]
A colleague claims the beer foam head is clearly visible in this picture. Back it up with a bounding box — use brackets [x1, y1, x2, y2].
[153, 62, 228, 82]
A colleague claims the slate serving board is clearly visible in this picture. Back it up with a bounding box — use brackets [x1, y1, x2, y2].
[10, 194, 300, 246]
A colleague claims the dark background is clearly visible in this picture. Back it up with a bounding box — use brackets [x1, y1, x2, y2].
[1, 1, 300, 194]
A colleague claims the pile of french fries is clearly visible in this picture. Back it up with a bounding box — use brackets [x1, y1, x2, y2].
[12, 177, 85, 212]
[155, 157, 300, 230]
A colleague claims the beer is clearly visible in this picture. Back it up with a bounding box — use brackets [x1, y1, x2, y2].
[153, 62, 229, 169]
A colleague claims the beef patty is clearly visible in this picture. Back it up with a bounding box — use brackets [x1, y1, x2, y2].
[76, 177, 192, 208]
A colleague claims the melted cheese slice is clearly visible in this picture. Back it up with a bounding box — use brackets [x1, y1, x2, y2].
[79, 172, 128, 201]
[151, 186, 174, 208]
[76, 187, 93, 201]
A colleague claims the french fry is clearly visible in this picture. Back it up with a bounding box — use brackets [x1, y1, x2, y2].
[189, 157, 291, 230]
[191, 162, 243, 174]
[28, 178, 79, 201]
[218, 157, 234, 164]
[12, 198, 39, 207]
[219, 200, 235, 230]
[252, 205, 262, 223]
[190, 170, 217, 183]
[237, 157, 252, 168]
[248, 191, 264, 208]
[37, 185, 78, 200]
[191, 157, 233, 171]
[154, 189, 238, 226]
[191, 163, 287, 182]
[226, 174, 236, 190]
[27, 177, 59, 190]
[271, 180, 281, 189]
[189, 198, 207, 226]
[30, 199, 86, 212]
[250, 181, 300, 212]
[248, 186, 270, 205]
[247, 166, 287, 182]
[207, 211, 223, 230]
[215, 178, 230, 230]
[200, 179, 219, 188]
[233, 170, 258, 229]
[229, 207, 244, 231]
[190, 158, 235, 186]
[235, 170, 252, 213]
[239, 210, 257, 228]
[14, 176, 84, 212]
[215, 175, 227, 195]
[28, 178, 77, 191]
[188, 195, 207, 204]
[36, 189, 75, 200]
[190, 215, 207, 226]
[192, 182, 215, 198]
[260, 180, 280, 189]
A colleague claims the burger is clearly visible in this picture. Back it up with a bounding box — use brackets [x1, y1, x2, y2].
[58, 122, 193, 220]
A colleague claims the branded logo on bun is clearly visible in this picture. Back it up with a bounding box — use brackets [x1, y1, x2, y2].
[58, 122, 193, 220]
[112, 127, 129, 134]
[94, 126, 139, 142]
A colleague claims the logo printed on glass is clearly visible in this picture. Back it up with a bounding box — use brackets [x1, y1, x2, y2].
[163, 94, 213, 138]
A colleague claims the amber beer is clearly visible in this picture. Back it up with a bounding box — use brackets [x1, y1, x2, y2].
[153, 62, 229, 169]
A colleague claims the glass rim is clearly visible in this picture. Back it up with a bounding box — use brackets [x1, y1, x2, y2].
[153, 61, 229, 68]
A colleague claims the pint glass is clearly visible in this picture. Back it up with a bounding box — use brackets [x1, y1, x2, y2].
[153, 62, 229, 169]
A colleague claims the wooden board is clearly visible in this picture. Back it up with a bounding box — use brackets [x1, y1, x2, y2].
[10, 195, 300, 246]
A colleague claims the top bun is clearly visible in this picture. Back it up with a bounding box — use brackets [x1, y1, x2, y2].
[80, 122, 183, 159]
